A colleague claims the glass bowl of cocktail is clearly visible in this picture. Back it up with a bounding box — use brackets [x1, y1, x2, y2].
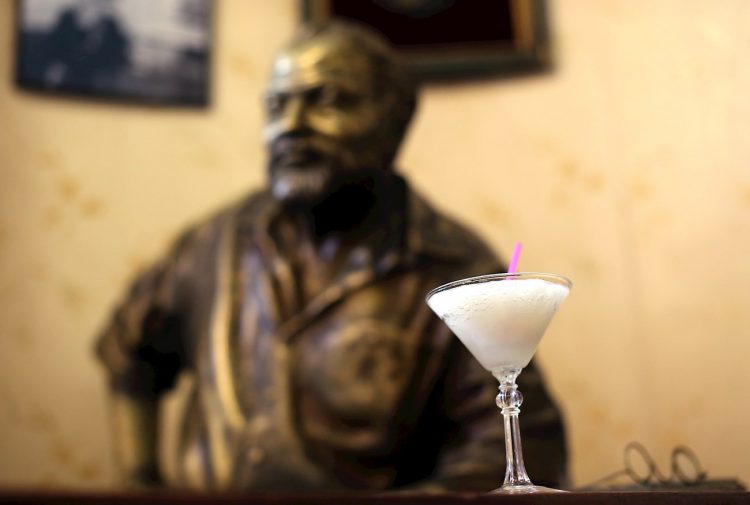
[426, 271, 571, 494]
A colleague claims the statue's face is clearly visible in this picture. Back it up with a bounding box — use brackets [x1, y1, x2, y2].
[264, 36, 395, 203]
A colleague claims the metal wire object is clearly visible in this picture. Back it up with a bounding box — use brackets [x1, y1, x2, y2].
[622, 442, 706, 486]
[575, 441, 738, 491]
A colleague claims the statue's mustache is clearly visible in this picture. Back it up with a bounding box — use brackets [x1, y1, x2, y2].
[270, 137, 337, 167]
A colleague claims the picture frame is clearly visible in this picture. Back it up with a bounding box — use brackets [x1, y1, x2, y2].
[301, 0, 551, 80]
[15, 0, 212, 106]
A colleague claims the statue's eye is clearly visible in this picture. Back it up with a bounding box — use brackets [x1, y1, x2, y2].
[309, 86, 360, 109]
[265, 94, 286, 115]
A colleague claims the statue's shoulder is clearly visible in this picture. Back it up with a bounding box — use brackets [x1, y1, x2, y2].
[408, 189, 502, 273]
[168, 190, 272, 258]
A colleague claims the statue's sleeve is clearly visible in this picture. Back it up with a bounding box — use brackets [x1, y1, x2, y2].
[95, 233, 193, 399]
[430, 336, 568, 491]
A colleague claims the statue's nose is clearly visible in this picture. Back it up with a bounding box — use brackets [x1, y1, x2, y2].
[278, 95, 306, 133]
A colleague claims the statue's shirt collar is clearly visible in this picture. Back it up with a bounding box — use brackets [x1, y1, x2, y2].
[237, 179, 469, 269]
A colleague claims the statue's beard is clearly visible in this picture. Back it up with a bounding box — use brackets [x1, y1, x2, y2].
[267, 136, 390, 205]
[269, 164, 333, 203]
[267, 136, 344, 204]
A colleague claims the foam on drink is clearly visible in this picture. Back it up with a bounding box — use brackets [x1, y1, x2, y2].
[427, 278, 569, 372]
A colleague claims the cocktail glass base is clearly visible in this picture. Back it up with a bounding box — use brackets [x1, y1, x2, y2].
[490, 484, 568, 494]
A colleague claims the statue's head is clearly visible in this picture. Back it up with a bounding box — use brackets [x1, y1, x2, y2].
[264, 21, 417, 204]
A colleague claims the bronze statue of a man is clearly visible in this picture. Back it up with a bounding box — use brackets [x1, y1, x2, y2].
[97, 22, 567, 492]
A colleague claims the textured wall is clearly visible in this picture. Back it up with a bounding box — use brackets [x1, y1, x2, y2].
[1, 0, 749, 490]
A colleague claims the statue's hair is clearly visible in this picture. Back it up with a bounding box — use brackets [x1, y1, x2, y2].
[290, 20, 418, 147]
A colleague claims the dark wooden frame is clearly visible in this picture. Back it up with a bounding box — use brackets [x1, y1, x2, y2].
[14, 0, 213, 106]
[301, 0, 551, 80]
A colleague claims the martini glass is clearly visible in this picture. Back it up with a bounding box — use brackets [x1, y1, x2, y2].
[426, 272, 571, 494]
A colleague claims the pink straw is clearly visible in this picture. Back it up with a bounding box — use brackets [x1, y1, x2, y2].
[507, 242, 523, 274]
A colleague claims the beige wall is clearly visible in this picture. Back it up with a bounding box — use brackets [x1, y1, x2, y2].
[1, 0, 749, 489]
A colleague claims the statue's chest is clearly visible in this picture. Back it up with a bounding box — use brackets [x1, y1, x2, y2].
[232, 242, 435, 428]
[295, 272, 427, 422]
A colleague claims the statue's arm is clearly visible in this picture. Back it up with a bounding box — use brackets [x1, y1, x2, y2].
[96, 239, 190, 487]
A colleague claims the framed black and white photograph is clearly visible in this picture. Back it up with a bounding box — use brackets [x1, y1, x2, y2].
[302, 0, 551, 80]
[16, 0, 212, 106]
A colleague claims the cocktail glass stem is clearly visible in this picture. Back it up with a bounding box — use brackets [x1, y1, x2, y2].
[494, 368, 532, 490]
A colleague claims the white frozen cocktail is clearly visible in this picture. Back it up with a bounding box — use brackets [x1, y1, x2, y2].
[426, 272, 571, 494]
[427, 276, 569, 373]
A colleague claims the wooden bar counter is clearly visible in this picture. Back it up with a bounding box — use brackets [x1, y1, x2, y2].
[0, 490, 747, 505]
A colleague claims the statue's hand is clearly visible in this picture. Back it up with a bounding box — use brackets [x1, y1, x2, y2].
[109, 393, 162, 489]
[121, 464, 162, 489]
